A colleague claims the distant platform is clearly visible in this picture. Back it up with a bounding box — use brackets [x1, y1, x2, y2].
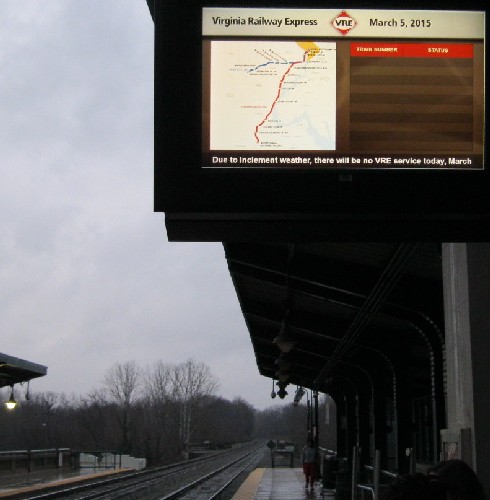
[0, 468, 133, 498]
[232, 467, 335, 500]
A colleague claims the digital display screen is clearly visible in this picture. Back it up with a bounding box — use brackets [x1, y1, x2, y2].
[202, 8, 485, 169]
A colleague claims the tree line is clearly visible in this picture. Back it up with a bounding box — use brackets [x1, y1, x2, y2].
[0, 359, 335, 466]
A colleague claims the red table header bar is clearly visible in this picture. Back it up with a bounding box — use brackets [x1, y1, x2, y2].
[350, 43, 474, 58]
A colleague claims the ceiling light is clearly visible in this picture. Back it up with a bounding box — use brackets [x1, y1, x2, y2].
[5, 386, 17, 410]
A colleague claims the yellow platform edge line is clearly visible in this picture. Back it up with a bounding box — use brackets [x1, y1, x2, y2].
[231, 467, 266, 500]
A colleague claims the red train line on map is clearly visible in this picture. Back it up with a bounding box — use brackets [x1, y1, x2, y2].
[254, 59, 303, 144]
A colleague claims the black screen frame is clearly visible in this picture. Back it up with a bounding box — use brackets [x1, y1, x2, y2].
[154, 0, 489, 240]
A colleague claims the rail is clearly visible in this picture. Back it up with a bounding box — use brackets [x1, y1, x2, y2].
[350, 446, 401, 500]
[364, 464, 399, 479]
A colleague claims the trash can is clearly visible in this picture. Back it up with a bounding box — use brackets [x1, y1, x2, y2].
[323, 456, 339, 489]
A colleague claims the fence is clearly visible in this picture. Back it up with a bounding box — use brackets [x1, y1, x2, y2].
[353, 446, 403, 500]
[0, 448, 72, 475]
[322, 446, 402, 500]
[0, 448, 146, 476]
[78, 451, 146, 471]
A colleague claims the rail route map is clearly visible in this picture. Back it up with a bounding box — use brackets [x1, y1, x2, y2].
[209, 40, 336, 151]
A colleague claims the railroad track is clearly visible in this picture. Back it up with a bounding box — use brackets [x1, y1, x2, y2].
[15, 444, 266, 500]
[158, 446, 265, 500]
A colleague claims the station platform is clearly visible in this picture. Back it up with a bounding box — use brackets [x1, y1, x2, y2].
[0, 468, 132, 498]
[232, 468, 335, 500]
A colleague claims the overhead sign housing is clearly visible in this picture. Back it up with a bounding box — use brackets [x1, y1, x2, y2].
[154, 0, 488, 241]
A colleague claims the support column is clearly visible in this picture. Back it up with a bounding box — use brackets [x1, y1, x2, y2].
[357, 387, 372, 466]
[313, 391, 319, 450]
[442, 243, 490, 496]
[336, 395, 348, 458]
[372, 387, 389, 469]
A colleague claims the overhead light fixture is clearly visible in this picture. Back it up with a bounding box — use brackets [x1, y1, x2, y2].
[293, 386, 306, 407]
[277, 387, 288, 399]
[273, 321, 298, 353]
[276, 381, 288, 399]
[5, 386, 17, 410]
[270, 379, 276, 399]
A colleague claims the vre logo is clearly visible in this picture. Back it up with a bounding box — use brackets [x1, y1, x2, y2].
[331, 10, 357, 35]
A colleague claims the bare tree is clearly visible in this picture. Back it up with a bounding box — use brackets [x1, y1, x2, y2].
[77, 389, 115, 450]
[141, 361, 180, 463]
[104, 360, 141, 407]
[144, 361, 172, 403]
[0, 359, 260, 464]
[103, 361, 141, 454]
[170, 359, 219, 457]
[192, 396, 256, 445]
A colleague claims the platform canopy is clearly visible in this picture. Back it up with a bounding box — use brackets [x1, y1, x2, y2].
[0, 352, 47, 388]
[224, 242, 444, 404]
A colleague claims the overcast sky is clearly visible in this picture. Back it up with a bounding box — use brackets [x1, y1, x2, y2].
[0, 0, 277, 410]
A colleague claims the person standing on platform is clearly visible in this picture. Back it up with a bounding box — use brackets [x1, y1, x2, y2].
[301, 440, 318, 490]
